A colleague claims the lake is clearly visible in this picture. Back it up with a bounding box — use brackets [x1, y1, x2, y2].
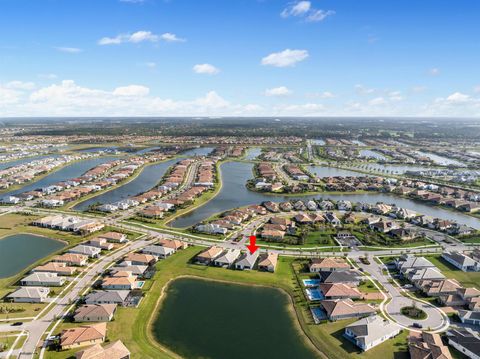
[3, 156, 119, 197]
[73, 158, 178, 211]
[245, 147, 262, 160]
[359, 149, 387, 161]
[181, 147, 214, 157]
[153, 278, 317, 359]
[170, 161, 480, 229]
[416, 151, 466, 167]
[0, 234, 65, 278]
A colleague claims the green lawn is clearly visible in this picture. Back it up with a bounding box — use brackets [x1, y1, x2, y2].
[43, 247, 411, 359]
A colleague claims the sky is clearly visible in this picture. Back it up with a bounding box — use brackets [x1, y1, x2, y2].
[0, 0, 479, 117]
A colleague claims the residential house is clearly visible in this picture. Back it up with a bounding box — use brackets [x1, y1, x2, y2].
[60, 323, 107, 350]
[98, 232, 128, 243]
[408, 331, 452, 359]
[74, 304, 117, 322]
[54, 253, 88, 267]
[7, 286, 50, 303]
[418, 279, 462, 297]
[141, 245, 175, 259]
[319, 270, 363, 286]
[309, 258, 350, 273]
[20, 272, 65, 287]
[89, 238, 114, 251]
[195, 223, 227, 235]
[33, 262, 77, 276]
[213, 249, 241, 268]
[69, 245, 101, 259]
[321, 299, 376, 321]
[319, 283, 362, 299]
[447, 328, 480, 359]
[234, 252, 259, 270]
[75, 340, 130, 359]
[258, 252, 278, 272]
[196, 246, 224, 265]
[458, 310, 480, 327]
[124, 253, 156, 266]
[102, 273, 136, 291]
[442, 252, 480, 272]
[344, 315, 400, 351]
[85, 290, 130, 306]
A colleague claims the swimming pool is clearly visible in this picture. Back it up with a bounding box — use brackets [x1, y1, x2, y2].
[136, 281, 145, 289]
[310, 307, 327, 324]
[303, 279, 321, 287]
[305, 288, 324, 301]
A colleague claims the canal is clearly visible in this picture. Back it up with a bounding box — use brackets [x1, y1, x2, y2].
[0, 234, 65, 278]
[170, 161, 480, 229]
[153, 277, 317, 359]
[3, 156, 119, 197]
[73, 158, 179, 211]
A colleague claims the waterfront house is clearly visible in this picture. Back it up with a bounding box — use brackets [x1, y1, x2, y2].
[69, 245, 101, 259]
[234, 251, 259, 270]
[74, 304, 117, 322]
[20, 272, 66, 287]
[34, 262, 77, 276]
[320, 299, 376, 321]
[258, 252, 278, 272]
[7, 286, 50, 303]
[309, 258, 350, 273]
[319, 283, 362, 299]
[60, 323, 107, 350]
[344, 315, 400, 351]
[196, 246, 224, 265]
[54, 253, 88, 267]
[447, 328, 480, 359]
[75, 340, 130, 359]
[85, 290, 130, 306]
[213, 249, 241, 268]
[141, 245, 175, 259]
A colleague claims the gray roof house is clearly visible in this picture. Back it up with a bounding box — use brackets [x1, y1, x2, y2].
[84, 290, 130, 305]
[69, 244, 101, 258]
[7, 287, 50, 303]
[319, 270, 363, 286]
[344, 315, 401, 351]
[74, 304, 117, 323]
[447, 328, 480, 359]
[235, 251, 259, 270]
[406, 267, 445, 284]
[442, 252, 480, 272]
[458, 310, 480, 327]
[20, 272, 66, 287]
[396, 255, 436, 273]
[141, 245, 174, 259]
[111, 263, 148, 277]
[213, 249, 241, 268]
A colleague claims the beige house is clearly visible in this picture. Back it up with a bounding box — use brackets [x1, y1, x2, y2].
[74, 304, 117, 322]
[196, 246, 224, 265]
[309, 257, 350, 273]
[98, 232, 128, 243]
[75, 340, 130, 359]
[60, 323, 107, 350]
[33, 262, 77, 276]
[258, 253, 278, 272]
[54, 253, 88, 267]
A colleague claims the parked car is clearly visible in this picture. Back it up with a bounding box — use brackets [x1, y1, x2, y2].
[412, 322, 423, 329]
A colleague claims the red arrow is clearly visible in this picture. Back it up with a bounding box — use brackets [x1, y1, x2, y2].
[246, 235, 259, 254]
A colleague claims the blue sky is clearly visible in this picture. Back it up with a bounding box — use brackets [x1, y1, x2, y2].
[0, 0, 479, 117]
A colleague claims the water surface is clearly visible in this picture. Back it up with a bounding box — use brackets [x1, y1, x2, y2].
[0, 234, 65, 278]
[153, 278, 316, 359]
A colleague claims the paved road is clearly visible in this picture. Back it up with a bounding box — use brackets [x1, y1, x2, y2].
[0, 237, 154, 359]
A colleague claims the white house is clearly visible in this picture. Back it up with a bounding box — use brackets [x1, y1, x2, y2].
[7, 287, 50, 303]
[20, 272, 66, 287]
[344, 315, 401, 351]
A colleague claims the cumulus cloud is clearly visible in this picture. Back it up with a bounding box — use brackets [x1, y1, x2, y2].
[354, 84, 375, 95]
[98, 31, 184, 45]
[112, 85, 150, 97]
[281, 1, 334, 22]
[5, 81, 36, 90]
[261, 49, 309, 67]
[193, 63, 220, 75]
[265, 86, 292, 97]
[55, 47, 82, 53]
[307, 91, 334, 99]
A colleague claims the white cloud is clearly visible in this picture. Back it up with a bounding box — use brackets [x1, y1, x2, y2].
[55, 47, 82, 53]
[0, 86, 21, 105]
[429, 68, 440, 76]
[281, 1, 334, 22]
[5, 81, 36, 90]
[265, 86, 292, 97]
[306, 9, 335, 22]
[261, 49, 309, 67]
[160, 33, 185, 42]
[474, 85, 480, 93]
[307, 91, 334, 99]
[193, 63, 220, 75]
[38, 73, 58, 80]
[354, 84, 375, 95]
[112, 85, 150, 97]
[98, 31, 184, 45]
[368, 97, 386, 106]
[388, 91, 403, 101]
[281, 1, 311, 17]
[446, 92, 471, 103]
